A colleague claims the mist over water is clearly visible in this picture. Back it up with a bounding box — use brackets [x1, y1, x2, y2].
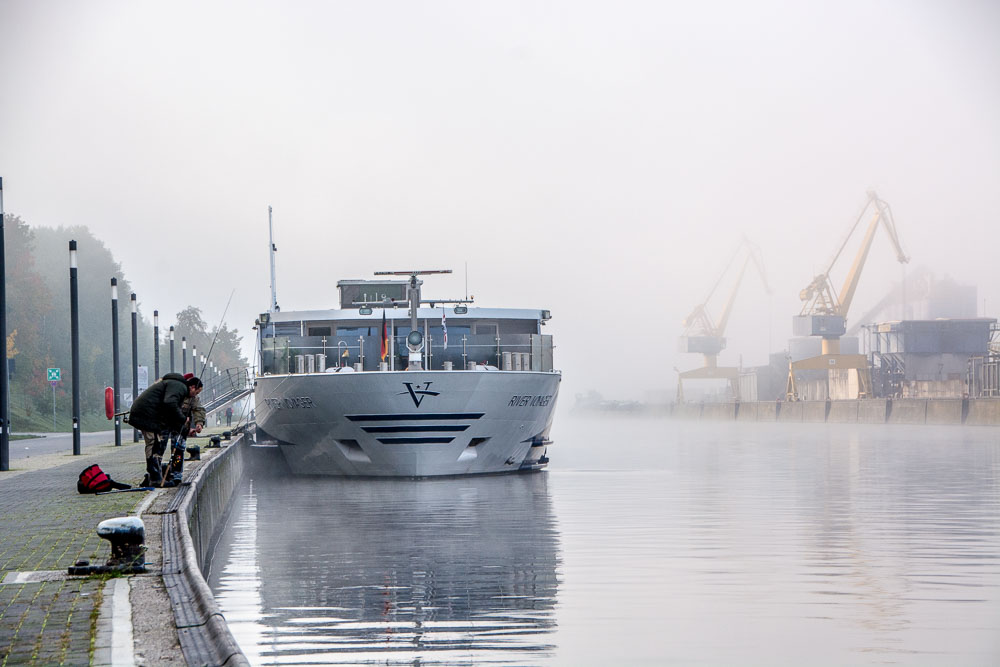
[209, 417, 1000, 665]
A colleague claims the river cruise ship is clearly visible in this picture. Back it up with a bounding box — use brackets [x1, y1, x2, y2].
[253, 270, 560, 476]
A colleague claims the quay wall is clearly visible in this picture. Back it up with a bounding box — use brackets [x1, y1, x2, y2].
[858, 400, 888, 424]
[925, 399, 964, 425]
[670, 398, 1000, 425]
[185, 439, 248, 569]
[888, 399, 927, 425]
[827, 400, 859, 423]
[966, 399, 1000, 425]
[167, 438, 251, 667]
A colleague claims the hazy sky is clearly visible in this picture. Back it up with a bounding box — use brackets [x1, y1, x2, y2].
[1, 0, 998, 400]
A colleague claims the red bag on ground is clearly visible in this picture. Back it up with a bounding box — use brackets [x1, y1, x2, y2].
[77, 464, 131, 494]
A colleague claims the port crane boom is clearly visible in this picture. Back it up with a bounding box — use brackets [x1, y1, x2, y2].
[678, 237, 770, 402]
[787, 190, 909, 399]
[799, 190, 909, 321]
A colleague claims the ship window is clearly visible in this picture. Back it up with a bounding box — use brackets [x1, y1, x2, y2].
[272, 322, 301, 336]
[499, 320, 539, 335]
[336, 326, 375, 338]
[308, 326, 331, 336]
[468, 437, 490, 447]
[475, 323, 497, 337]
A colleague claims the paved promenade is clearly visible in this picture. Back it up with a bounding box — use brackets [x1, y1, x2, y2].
[0, 433, 223, 666]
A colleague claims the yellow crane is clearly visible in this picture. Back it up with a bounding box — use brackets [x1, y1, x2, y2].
[787, 190, 909, 400]
[678, 237, 770, 402]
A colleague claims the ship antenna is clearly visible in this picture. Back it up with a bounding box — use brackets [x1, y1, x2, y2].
[268, 206, 279, 312]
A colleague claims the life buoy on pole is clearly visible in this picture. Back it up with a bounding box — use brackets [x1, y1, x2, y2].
[104, 387, 115, 420]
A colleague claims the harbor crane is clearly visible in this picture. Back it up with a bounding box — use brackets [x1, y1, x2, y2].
[678, 237, 770, 402]
[786, 190, 909, 400]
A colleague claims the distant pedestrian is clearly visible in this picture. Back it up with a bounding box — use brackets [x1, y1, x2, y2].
[226, 405, 233, 426]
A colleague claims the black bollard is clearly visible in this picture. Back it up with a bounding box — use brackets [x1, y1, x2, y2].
[69, 517, 147, 575]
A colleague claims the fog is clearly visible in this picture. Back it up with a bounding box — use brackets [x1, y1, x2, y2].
[1, 1, 997, 400]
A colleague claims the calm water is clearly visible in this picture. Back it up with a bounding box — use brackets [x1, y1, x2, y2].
[207, 417, 1000, 665]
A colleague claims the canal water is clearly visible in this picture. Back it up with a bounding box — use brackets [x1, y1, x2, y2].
[207, 417, 1000, 665]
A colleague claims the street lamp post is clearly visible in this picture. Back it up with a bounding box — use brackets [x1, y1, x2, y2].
[111, 278, 121, 447]
[70, 241, 81, 455]
[153, 310, 160, 379]
[131, 293, 139, 442]
[169, 326, 175, 373]
[182, 337, 187, 374]
[0, 177, 8, 471]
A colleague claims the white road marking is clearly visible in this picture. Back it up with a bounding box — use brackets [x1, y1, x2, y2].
[111, 577, 135, 666]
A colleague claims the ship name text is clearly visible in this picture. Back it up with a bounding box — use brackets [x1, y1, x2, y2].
[264, 396, 315, 410]
[508, 394, 553, 408]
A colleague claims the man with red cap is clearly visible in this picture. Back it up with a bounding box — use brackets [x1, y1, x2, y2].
[182, 373, 207, 436]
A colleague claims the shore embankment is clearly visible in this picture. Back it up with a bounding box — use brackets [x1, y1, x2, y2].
[671, 397, 1000, 425]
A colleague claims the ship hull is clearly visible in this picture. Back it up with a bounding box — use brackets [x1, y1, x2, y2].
[254, 370, 560, 476]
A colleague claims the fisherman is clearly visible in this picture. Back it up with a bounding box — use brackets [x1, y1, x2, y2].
[127, 373, 203, 486]
[166, 373, 208, 486]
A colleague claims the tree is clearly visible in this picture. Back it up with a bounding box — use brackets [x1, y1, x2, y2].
[4, 214, 55, 415]
[172, 306, 248, 375]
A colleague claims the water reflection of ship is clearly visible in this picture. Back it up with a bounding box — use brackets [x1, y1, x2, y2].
[246, 471, 561, 664]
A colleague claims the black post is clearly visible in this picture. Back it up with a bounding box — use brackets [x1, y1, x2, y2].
[182, 337, 187, 373]
[0, 177, 8, 471]
[192, 345, 198, 377]
[169, 326, 175, 373]
[130, 293, 139, 442]
[153, 310, 160, 380]
[111, 278, 121, 447]
[70, 241, 81, 455]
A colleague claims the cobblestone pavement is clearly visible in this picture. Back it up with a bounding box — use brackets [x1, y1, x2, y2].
[0, 438, 165, 666]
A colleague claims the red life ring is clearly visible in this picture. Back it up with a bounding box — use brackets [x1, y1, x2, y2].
[104, 387, 115, 419]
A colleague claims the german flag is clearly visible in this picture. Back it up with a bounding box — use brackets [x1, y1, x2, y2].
[380, 311, 388, 361]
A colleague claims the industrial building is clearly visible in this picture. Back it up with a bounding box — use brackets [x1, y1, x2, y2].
[867, 318, 999, 398]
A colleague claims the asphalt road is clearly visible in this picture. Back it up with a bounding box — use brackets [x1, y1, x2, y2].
[9, 430, 123, 460]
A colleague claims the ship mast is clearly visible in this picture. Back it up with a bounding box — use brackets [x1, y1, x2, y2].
[268, 206, 279, 312]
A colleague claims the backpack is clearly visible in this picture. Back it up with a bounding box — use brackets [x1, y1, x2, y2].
[77, 464, 131, 494]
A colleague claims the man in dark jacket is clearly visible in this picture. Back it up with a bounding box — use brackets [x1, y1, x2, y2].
[129, 373, 202, 486]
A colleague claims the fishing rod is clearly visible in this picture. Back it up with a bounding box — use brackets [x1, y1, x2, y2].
[198, 288, 236, 378]
[102, 289, 236, 421]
